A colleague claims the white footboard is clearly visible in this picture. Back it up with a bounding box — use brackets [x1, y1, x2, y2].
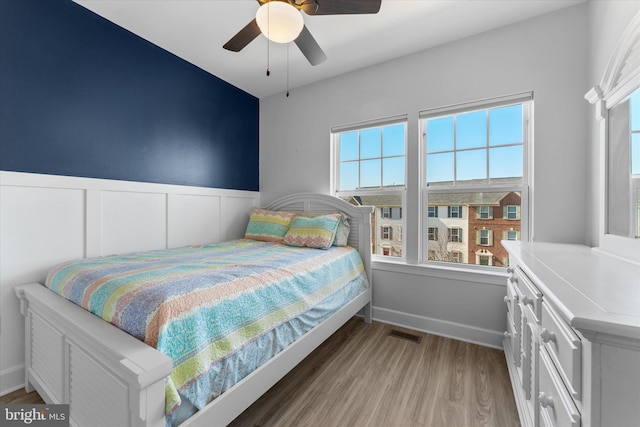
[15, 284, 172, 427]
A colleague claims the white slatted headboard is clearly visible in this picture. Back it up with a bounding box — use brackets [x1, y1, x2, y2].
[265, 193, 374, 285]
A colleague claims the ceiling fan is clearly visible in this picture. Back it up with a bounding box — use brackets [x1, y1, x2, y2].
[223, 0, 382, 66]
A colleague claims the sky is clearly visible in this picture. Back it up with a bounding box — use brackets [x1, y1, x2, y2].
[338, 104, 524, 191]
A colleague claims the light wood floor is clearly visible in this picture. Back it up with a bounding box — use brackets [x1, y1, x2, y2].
[2, 318, 520, 427]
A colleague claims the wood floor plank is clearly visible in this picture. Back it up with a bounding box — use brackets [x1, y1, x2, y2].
[231, 318, 520, 427]
[2, 318, 520, 426]
[0, 389, 45, 405]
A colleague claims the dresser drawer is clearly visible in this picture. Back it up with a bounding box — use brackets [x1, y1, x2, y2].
[513, 267, 541, 323]
[504, 278, 520, 318]
[505, 312, 521, 367]
[541, 302, 582, 400]
[538, 348, 581, 427]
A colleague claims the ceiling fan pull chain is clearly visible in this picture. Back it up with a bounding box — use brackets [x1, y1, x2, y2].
[266, 38, 271, 76]
[266, 2, 271, 76]
[286, 43, 290, 97]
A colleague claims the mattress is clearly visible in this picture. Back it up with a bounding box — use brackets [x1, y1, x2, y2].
[44, 239, 369, 425]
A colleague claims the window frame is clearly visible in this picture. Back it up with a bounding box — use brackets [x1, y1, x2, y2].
[381, 226, 393, 240]
[332, 115, 408, 261]
[448, 227, 463, 243]
[419, 93, 531, 271]
[505, 205, 520, 220]
[478, 206, 493, 219]
[448, 206, 462, 218]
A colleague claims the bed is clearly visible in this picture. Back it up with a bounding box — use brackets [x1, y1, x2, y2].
[14, 193, 373, 427]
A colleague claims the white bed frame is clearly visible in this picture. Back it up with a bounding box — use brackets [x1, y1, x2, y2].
[14, 192, 373, 427]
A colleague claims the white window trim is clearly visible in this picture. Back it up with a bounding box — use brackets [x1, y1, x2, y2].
[419, 92, 532, 265]
[330, 93, 532, 276]
[332, 115, 408, 262]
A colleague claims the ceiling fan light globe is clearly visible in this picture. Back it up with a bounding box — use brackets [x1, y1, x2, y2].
[256, 2, 304, 44]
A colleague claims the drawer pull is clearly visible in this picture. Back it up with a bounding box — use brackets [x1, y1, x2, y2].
[509, 276, 518, 284]
[507, 267, 515, 274]
[539, 392, 554, 409]
[504, 296, 510, 304]
[521, 295, 534, 306]
[540, 328, 556, 343]
[504, 331, 511, 339]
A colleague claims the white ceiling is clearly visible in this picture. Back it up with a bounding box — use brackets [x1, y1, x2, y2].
[73, 0, 585, 99]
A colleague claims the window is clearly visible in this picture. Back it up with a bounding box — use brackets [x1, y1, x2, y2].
[631, 89, 640, 238]
[381, 226, 392, 240]
[422, 93, 530, 269]
[428, 206, 438, 218]
[428, 227, 439, 241]
[448, 206, 462, 218]
[504, 230, 519, 240]
[477, 229, 493, 246]
[478, 255, 491, 266]
[451, 251, 463, 263]
[383, 207, 402, 219]
[448, 227, 462, 242]
[333, 116, 407, 258]
[478, 206, 493, 219]
[505, 205, 520, 220]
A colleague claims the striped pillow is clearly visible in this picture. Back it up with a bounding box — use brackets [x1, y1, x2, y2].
[296, 212, 351, 246]
[283, 214, 342, 249]
[245, 208, 296, 243]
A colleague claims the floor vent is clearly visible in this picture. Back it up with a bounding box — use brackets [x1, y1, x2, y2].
[389, 329, 422, 343]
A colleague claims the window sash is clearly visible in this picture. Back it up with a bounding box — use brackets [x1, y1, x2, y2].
[333, 117, 407, 193]
[448, 227, 462, 242]
[421, 97, 530, 188]
[419, 94, 530, 269]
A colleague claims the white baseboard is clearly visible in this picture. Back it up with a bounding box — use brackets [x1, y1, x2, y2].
[0, 364, 25, 397]
[373, 306, 505, 349]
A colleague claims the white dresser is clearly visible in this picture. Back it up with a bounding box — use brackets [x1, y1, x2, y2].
[502, 241, 640, 427]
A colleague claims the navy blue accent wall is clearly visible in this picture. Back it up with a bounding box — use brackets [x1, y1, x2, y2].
[0, 0, 259, 191]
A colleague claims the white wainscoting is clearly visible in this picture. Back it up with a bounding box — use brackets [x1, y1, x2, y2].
[0, 171, 259, 396]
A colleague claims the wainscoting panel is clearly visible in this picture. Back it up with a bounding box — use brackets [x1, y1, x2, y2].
[168, 193, 221, 248]
[220, 196, 259, 242]
[101, 190, 168, 255]
[0, 171, 260, 396]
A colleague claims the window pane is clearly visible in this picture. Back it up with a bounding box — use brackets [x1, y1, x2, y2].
[360, 128, 381, 159]
[383, 124, 405, 157]
[631, 88, 640, 131]
[632, 133, 640, 175]
[426, 116, 454, 153]
[490, 104, 523, 146]
[490, 145, 523, 179]
[341, 194, 404, 258]
[339, 162, 358, 190]
[339, 132, 358, 161]
[457, 149, 487, 182]
[426, 191, 521, 267]
[383, 157, 405, 187]
[360, 159, 381, 188]
[426, 152, 454, 184]
[456, 110, 486, 149]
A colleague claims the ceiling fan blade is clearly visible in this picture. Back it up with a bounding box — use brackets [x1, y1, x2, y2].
[301, 0, 381, 15]
[295, 25, 327, 66]
[223, 18, 261, 52]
